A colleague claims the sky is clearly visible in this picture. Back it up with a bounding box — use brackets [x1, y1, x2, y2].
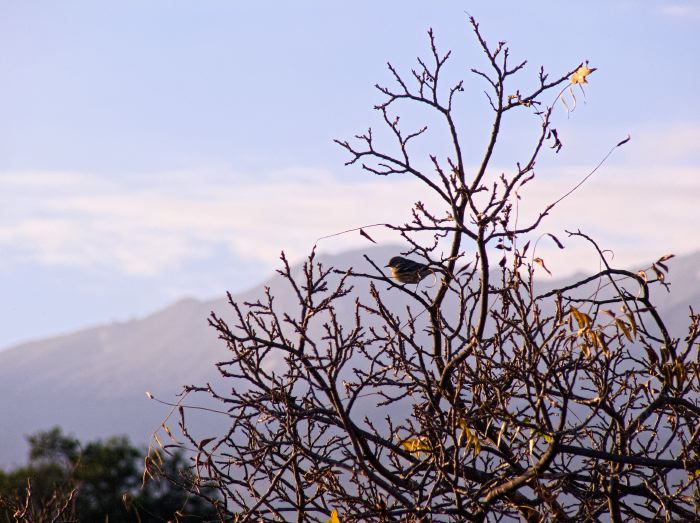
[0, 1, 698, 348]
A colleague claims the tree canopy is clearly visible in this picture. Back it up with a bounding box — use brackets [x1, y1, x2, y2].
[0, 427, 217, 522]
[149, 17, 700, 522]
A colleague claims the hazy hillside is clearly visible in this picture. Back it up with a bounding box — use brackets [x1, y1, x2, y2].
[0, 246, 698, 467]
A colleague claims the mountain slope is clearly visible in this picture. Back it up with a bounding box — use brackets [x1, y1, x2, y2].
[0, 246, 697, 467]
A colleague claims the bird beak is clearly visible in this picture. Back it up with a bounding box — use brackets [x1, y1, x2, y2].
[385, 264, 390, 268]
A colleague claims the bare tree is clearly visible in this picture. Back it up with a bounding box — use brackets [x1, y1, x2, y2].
[149, 17, 700, 522]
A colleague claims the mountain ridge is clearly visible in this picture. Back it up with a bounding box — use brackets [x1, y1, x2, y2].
[1, 245, 698, 467]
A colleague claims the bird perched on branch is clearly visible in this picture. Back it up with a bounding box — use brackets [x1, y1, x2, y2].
[385, 256, 434, 284]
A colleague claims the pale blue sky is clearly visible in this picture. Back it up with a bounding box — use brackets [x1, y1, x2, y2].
[1, 1, 698, 348]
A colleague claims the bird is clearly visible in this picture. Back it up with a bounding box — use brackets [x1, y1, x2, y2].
[385, 256, 433, 284]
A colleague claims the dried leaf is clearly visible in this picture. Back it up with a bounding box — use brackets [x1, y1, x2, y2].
[547, 233, 565, 249]
[402, 437, 431, 455]
[616, 135, 631, 147]
[657, 253, 675, 263]
[497, 421, 507, 448]
[644, 346, 658, 367]
[615, 319, 633, 342]
[571, 64, 595, 85]
[458, 419, 481, 457]
[534, 257, 552, 275]
[359, 228, 377, 244]
[580, 342, 591, 359]
[597, 331, 611, 358]
[151, 447, 164, 466]
[327, 509, 341, 523]
[162, 423, 174, 440]
[652, 266, 665, 281]
[198, 437, 216, 450]
[570, 307, 591, 331]
[625, 311, 637, 338]
[549, 128, 563, 153]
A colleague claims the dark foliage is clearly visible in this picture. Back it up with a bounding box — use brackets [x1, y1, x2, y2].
[0, 427, 217, 522]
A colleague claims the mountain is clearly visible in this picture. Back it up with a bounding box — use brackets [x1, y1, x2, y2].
[0, 246, 698, 468]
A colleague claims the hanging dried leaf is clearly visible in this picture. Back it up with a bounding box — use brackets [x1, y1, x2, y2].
[497, 421, 507, 448]
[571, 306, 592, 331]
[534, 257, 552, 275]
[615, 319, 633, 342]
[580, 342, 591, 359]
[571, 64, 595, 85]
[548, 128, 563, 152]
[616, 135, 631, 147]
[458, 419, 481, 457]
[652, 266, 665, 281]
[162, 423, 174, 440]
[198, 437, 216, 450]
[547, 233, 565, 249]
[625, 311, 637, 338]
[402, 437, 431, 455]
[359, 228, 377, 244]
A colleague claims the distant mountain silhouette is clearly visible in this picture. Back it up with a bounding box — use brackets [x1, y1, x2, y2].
[0, 246, 698, 467]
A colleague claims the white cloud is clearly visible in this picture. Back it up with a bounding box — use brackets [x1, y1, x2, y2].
[0, 158, 698, 280]
[0, 169, 439, 276]
[513, 165, 700, 275]
[623, 123, 700, 165]
[658, 3, 700, 18]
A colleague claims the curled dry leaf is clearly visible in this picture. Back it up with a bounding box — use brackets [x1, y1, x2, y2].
[571, 64, 596, 85]
[534, 257, 552, 275]
[359, 228, 377, 244]
[547, 233, 565, 249]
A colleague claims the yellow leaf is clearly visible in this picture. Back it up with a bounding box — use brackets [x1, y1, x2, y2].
[497, 421, 507, 448]
[458, 418, 469, 446]
[327, 509, 341, 523]
[150, 447, 164, 466]
[473, 437, 481, 457]
[457, 420, 482, 457]
[402, 437, 430, 455]
[580, 342, 591, 359]
[162, 423, 174, 439]
[625, 311, 638, 338]
[674, 361, 687, 387]
[615, 319, 633, 341]
[571, 64, 595, 85]
[570, 307, 591, 331]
